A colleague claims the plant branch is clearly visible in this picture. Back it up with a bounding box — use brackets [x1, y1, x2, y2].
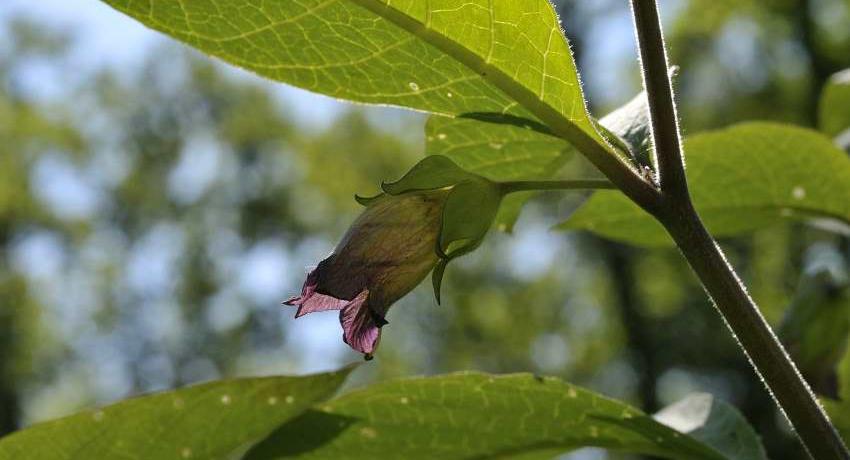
[500, 179, 615, 194]
[630, 0, 685, 192]
[629, 1, 850, 458]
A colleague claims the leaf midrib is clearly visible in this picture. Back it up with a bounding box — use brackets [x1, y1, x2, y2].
[348, 0, 611, 161]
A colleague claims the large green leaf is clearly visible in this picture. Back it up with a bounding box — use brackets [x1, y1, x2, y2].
[819, 69, 850, 139]
[102, 0, 609, 150]
[653, 393, 766, 460]
[562, 122, 850, 246]
[0, 368, 353, 460]
[245, 372, 763, 460]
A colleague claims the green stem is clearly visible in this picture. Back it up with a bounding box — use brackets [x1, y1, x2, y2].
[499, 179, 615, 194]
[629, 1, 849, 458]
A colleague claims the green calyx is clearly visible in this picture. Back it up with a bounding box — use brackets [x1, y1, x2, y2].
[356, 155, 614, 304]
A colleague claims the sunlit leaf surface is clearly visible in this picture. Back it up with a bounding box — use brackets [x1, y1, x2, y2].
[562, 123, 850, 246]
[102, 0, 608, 149]
[0, 368, 352, 460]
[246, 372, 763, 460]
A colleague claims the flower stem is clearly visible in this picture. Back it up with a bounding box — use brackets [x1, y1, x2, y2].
[629, 1, 849, 458]
[499, 179, 615, 194]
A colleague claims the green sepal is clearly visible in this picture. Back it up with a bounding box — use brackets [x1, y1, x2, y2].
[382, 155, 474, 195]
[437, 178, 502, 260]
[354, 193, 384, 206]
[431, 258, 448, 305]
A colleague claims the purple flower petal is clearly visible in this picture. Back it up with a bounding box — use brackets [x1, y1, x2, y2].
[283, 268, 348, 317]
[340, 290, 384, 355]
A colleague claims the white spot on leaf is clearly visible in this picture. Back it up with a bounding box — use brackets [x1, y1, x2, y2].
[181, 447, 193, 458]
[437, 133, 447, 140]
[792, 186, 806, 200]
[408, 82, 420, 92]
[359, 427, 378, 439]
[285, 395, 295, 404]
[567, 387, 577, 398]
[267, 397, 278, 406]
[446, 92, 453, 98]
[400, 397, 409, 404]
[220, 394, 231, 405]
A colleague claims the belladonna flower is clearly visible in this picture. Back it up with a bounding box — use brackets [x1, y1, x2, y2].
[284, 191, 446, 357]
[284, 156, 503, 359]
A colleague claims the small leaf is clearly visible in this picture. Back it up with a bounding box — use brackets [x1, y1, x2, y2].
[381, 155, 472, 195]
[562, 123, 850, 246]
[438, 179, 502, 259]
[245, 373, 754, 460]
[654, 393, 767, 460]
[598, 92, 653, 170]
[0, 368, 353, 460]
[819, 69, 850, 138]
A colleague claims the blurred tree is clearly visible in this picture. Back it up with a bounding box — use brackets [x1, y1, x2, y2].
[0, 3, 848, 459]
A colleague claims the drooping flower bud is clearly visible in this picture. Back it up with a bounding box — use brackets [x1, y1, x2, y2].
[285, 155, 503, 358]
[285, 191, 446, 356]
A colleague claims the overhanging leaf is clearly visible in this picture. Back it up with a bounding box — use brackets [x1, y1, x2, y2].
[102, 0, 611, 152]
[819, 69, 850, 138]
[0, 368, 353, 460]
[425, 115, 571, 182]
[244, 372, 758, 460]
[561, 123, 850, 246]
[654, 393, 767, 460]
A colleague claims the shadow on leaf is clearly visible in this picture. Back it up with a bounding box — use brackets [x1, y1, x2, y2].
[244, 410, 358, 459]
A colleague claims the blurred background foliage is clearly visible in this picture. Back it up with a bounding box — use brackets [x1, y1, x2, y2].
[0, 1, 848, 459]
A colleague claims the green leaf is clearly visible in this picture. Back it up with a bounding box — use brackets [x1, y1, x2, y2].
[819, 69, 850, 138]
[562, 122, 850, 246]
[0, 368, 353, 460]
[245, 372, 756, 460]
[597, 92, 653, 170]
[824, 347, 850, 444]
[779, 265, 850, 394]
[102, 0, 608, 149]
[425, 115, 571, 182]
[654, 393, 767, 460]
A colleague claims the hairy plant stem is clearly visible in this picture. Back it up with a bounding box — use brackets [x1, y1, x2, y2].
[629, 1, 849, 458]
[499, 179, 615, 194]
